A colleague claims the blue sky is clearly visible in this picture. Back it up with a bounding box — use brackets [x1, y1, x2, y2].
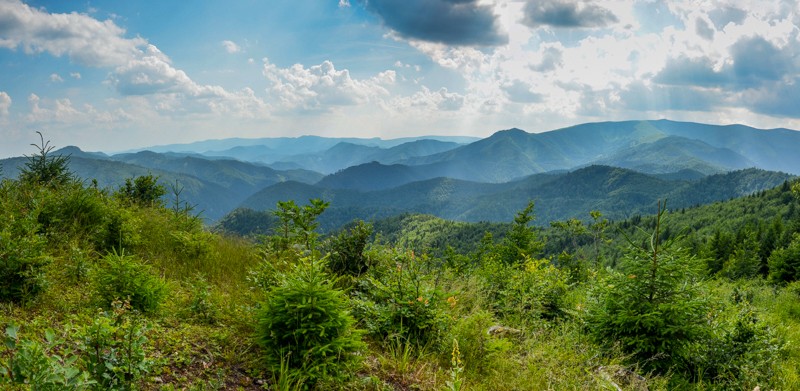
[1, 0, 799, 157]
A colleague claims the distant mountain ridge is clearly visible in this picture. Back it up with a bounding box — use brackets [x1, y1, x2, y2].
[3, 119, 798, 227]
[241, 166, 794, 230]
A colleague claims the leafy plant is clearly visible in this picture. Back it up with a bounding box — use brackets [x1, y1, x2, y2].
[80, 300, 153, 390]
[0, 324, 93, 390]
[256, 257, 363, 387]
[0, 186, 50, 302]
[94, 250, 166, 314]
[353, 249, 447, 346]
[445, 339, 465, 391]
[327, 220, 373, 277]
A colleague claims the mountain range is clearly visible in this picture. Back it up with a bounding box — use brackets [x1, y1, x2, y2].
[1, 119, 797, 227]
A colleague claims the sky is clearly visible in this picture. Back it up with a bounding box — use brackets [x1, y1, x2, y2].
[1, 0, 800, 157]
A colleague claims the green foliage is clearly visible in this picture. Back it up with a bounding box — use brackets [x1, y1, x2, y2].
[588, 202, 707, 372]
[769, 233, 800, 284]
[184, 275, 218, 324]
[445, 310, 509, 375]
[116, 174, 166, 208]
[272, 199, 330, 252]
[326, 220, 373, 276]
[497, 201, 544, 265]
[93, 250, 166, 314]
[256, 258, 363, 387]
[445, 339, 464, 391]
[353, 248, 447, 346]
[37, 184, 110, 245]
[18, 132, 75, 189]
[688, 301, 784, 388]
[0, 324, 93, 390]
[79, 300, 153, 390]
[720, 230, 761, 280]
[0, 182, 50, 303]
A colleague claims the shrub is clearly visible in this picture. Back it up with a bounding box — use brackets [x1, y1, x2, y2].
[256, 258, 363, 386]
[0, 324, 93, 390]
[0, 184, 50, 302]
[327, 220, 373, 277]
[687, 303, 784, 388]
[79, 300, 153, 390]
[769, 233, 800, 283]
[116, 174, 166, 208]
[94, 251, 166, 314]
[18, 132, 75, 189]
[352, 248, 447, 347]
[588, 203, 707, 373]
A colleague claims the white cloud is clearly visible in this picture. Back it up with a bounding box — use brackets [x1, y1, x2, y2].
[393, 86, 466, 112]
[49, 73, 63, 82]
[2, 0, 263, 120]
[338, 0, 351, 8]
[70, 72, 81, 79]
[0, 0, 145, 67]
[262, 58, 395, 111]
[222, 40, 241, 54]
[0, 92, 11, 117]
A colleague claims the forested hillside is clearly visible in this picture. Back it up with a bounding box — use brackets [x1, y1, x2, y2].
[235, 166, 793, 232]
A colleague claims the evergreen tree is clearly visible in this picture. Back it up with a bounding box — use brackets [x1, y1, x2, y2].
[589, 201, 707, 372]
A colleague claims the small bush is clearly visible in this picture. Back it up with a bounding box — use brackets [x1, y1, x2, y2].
[94, 251, 166, 314]
[0, 189, 50, 302]
[0, 324, 93, 390]
[79, 300, 153, 390]
[327, 220, 373, 277]
[588, 204, 707, 373]
[256, 258, 363, 387]
[352, 249, 447, 346]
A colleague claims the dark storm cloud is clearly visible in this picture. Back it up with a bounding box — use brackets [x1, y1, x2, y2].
[521, 1, 618, 29]
[361, 0, 507, 46]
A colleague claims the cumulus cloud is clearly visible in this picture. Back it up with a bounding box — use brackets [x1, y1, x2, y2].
[70, 72, 81, 79]
[392, 86, 466, 112]
[695, 18, 714, 40]
[262, 58, 395, 111]
[0, 91, 11, 117]
[1, 0, 262, 117]
[222, 40, 241, 54]
[708, 5, 747, 29]
[654, 56, 730, 88]
[530, 46, 563, 72]
[730, 36, 793, 86]
[0, 0, 145, 67]
[361, 0, 507, 46]
[49, 73, 63, 82]
[338, 0, 351, 8]
[746, 81, 800, 118]
[655, 35, 794, 90]
[522, 0, 618, 29]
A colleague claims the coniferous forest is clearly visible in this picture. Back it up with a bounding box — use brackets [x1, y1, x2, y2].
[2, 136, 800, 391]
